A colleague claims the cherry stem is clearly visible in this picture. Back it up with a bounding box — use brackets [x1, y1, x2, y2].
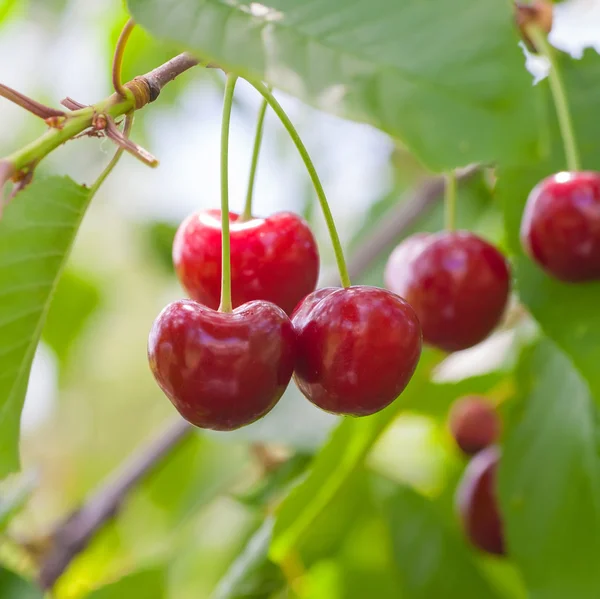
[247, 79, 351, 288]
[218, 74, 238, 313]
[528, 26, 581, 172]
[444, 170, 457, 231]
[240, 93, 269, 222]
[112, 19, 136, 98]
[89, 112, 134, 195]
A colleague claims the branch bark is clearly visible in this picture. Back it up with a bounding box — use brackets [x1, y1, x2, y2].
[36, 165, 478, 590]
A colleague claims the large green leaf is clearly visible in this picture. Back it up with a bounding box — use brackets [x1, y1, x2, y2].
[0, 176, 90, 475]
[128, 0, 543, 171]
[383, 485, 503, 599]
[269, 351, 439, 562]
[498, 50, 600, 402]
[87, 568, 166, 599]
[497, 340, 600, 599]
[0, 567, 42, 599]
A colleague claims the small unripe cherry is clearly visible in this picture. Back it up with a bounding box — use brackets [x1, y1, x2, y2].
[448, 395, 501, 456]
[456, 446, 505, 556]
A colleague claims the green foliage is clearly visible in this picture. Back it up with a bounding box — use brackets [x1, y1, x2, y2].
[42, 268, 102, 370]
[498, 340, 600, 599]
[0, 567, 42, 599]
[383, 485, 503, 599]
[127, 0, 543, 171]
[86, 568, 166, 599]
[498, 50, 600, 402]
[0, 176, 90, 476]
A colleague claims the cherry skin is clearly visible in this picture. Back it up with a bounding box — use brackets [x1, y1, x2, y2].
[448, 395, 501, 456]
[456, 445, 505, 556]
[292, 286, 422, 416]
[173, 210, 319, 315]
[521, 171, 600, 282]
[148, 299, 295, 431]
[384, 231, 511, 352]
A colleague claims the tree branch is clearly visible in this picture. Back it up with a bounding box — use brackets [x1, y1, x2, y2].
[1, 53, 199, 187]
[35, 164, 478, 590]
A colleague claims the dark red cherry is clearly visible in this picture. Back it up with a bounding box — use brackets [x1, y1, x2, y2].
[456, 446, 505, 556]
[148, 299, 295, 431]
[384, 231, 511, 352]
[448, 395, 501, 456]
[173, 210, 319, 315]
[292, 286, 422, 416]
[521, 171, 600, 282]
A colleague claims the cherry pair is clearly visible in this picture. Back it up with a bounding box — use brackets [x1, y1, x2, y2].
[148, 209, 423, 430]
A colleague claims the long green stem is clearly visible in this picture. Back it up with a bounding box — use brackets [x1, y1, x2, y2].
[247, 79, 351, 288]
[112, 19, 136, 97]
[218, 74, 238, 313]
[241, 94, 269, 221]
[528, 26, 581, 171]
[444, 170, 457, 232]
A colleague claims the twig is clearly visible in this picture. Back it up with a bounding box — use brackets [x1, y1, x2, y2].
[38, 418, 191, 590]
[0, 83, 65, 119]
[35, 165, 478, 591]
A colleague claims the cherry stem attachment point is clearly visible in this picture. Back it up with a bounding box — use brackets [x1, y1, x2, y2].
[219, 74, 238, 313]
[112, 19, 136, 98]
[241, 92, 269, 222]
[89, 112, 134, 196]
[527, 26, 581, 172]
[247, 79, 351, 288]
[444, 170, 457, 232]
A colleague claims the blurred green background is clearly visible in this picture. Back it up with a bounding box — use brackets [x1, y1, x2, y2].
[0, 1, 525, 597]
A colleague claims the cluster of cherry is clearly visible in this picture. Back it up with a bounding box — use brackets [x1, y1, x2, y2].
[146, 166, 598, 431]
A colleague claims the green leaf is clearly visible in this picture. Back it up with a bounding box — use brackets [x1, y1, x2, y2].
[42, 268, 102, 369]
[87, 568, 166, 599]
[498, 50, 600, 402]
[269, 351, 439, 562]
[497, 340, 600, 599]
[383, 485, 503, 599]
[128, 0, 543, 171]
[0, 176, 90, 476]
[214, 519, 285, 599]
[0, 567, 42, 599]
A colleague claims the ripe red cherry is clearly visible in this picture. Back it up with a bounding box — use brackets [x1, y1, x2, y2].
[521, 171, 600, 282]
[292, 286, 422, 416]
[173, 210, 319, 315]
[148, 299, 295, 431]
[448, 395, 501, 456]
[384, 231, 511, 352]
[456, 446, 505, 556]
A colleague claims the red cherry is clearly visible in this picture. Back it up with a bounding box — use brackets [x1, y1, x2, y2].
[173, 210, 319, 315]
[521, 171, 600, 282]
[292, 286, 422, 416]
[148, 299, 295, 431]
[448, 395, 501, 456]
[384, 231, 511, 352]
[456, 446, 505, 556]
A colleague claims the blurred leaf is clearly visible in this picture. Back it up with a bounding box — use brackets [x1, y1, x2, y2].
[498, 50, 600, 403]
[0, 470, 37, 533]
[128, 0, 543, 171]
[0, 0, 20, 22]
[42, 268, 102, 369]
[142, 221, 177, 274]
[214, 519, 285, 599]
[86, 567, 166, 599]
[0, 567, 42, 598]
[498, 340, 600, 599]
[269, 351, 439, 562]
[383, 485, 503, 599]
[0, 176, 90, 476]
[235, 453, 312, 509]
